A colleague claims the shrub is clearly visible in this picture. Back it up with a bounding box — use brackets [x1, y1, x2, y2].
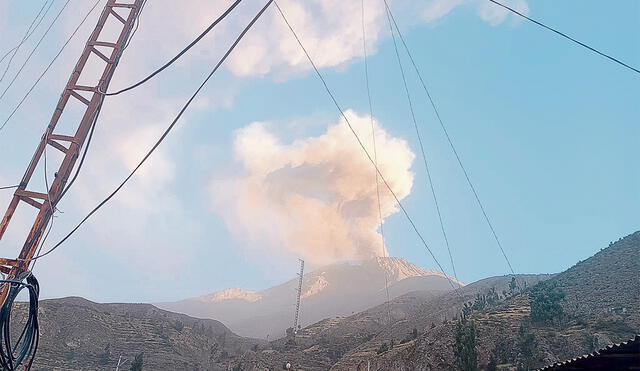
[173, 320, 184, 332]
[529, 281, 565, 326]
[130, 353, 144, 371]
[376, 342, 389, 354]
[98, 344, 111, 365]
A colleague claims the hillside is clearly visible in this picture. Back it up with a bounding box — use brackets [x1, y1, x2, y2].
[350, 231, 640, 370]
[229, 274, 549, 370]
[27, 297, 263, 370]
[158, 257, 461, 338]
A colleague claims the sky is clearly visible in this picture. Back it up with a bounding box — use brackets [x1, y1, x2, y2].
[0, 0, 637, 303]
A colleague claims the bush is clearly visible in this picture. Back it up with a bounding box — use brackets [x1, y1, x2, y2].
[130, 353, 144, 371]
[529, 282, 565, 326]
[98, 344, 111, 365]
[173, 320, 184, 332]
[376, 342, 389, 354]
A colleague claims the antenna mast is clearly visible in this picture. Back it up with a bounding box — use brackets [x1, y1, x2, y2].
[293, 258, 304, 333]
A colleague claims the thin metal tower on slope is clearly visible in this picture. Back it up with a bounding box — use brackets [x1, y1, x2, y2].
[293, 258, 304, 333]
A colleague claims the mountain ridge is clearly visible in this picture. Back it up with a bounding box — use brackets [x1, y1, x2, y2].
[158, 256, 460, 338]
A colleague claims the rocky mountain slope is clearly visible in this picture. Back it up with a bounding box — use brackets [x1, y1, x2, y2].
[28, 297, 262, 370]
[158, 257, 461, 339]
[230, 274, 550, 371]
[350, 231, 640, 371]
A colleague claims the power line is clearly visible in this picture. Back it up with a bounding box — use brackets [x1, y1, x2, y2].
[0, 1, 52, 83]
[24, 0, 274, 263]
[384, 2, 516, 275]
[383, 1, 459, 283]
[0, 0, 103, 134]
[487, 0, 640, 75]
[98, 0, 242, 96]
[0, 0, 72, 102]
[0, 185, 19, 191]
[361, 0, 392, 327]
[273, 1, 458, 291]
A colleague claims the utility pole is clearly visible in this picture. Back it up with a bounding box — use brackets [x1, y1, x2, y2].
[293, 259, 304, 334]
[0, 1, 144, 368]
[0, 0, 144, 289]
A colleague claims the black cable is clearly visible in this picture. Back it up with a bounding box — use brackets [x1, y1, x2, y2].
[121, 0, 149, 52]
[0, 0, 71, 102]
[383, 2, 459, 284]
[98, 0, 242, 96]
[384, 2, 516, 275]
[26, 0, 274, 263]
[487, 0, 640, 75]
[0, 185, 19, 191]
[0, 0, 103, 134]
[361, 0, 393, 327]
[0, 272, 40, 371]
[273, 1, 459, 291]
[0, 1, 51, 83]
[58, 102, 102, 200]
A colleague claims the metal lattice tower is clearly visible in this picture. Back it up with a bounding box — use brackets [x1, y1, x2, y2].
[0, 0, 144, 296]
[293, 258, 304, 333]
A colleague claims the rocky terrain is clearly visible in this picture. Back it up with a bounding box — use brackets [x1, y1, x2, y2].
[23, 231, 639, 370]
[230, 274, 550, 371]
[346, 231, 640, 371]
[28, 297, 263, 370]
[158, 257, 461, 339]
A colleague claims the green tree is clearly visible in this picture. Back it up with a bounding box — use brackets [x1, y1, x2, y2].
[529, 281, 565, 326]
[98, 343, 111, 365]
[486, 354, 498, 371]
[454, 318, 478, 371]
[517, 324, 537, 371]
[130, 353, 144, 371]
[509, 276, 518, 294]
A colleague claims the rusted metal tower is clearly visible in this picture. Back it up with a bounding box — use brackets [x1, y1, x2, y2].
[0, 0, 144, 367]
[0, 0, 144, 285]
[293, 258, 304, 333]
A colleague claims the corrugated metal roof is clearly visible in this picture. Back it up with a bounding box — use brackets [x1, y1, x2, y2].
[536, 334, 640, 371]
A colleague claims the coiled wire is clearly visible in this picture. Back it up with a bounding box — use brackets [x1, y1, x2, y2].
[0, 272, 40, 370]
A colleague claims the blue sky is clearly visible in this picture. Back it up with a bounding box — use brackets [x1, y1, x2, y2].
[0, 0, 637, 303]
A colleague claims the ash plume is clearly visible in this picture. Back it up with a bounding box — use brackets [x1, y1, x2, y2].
[213, 110, 415, 265]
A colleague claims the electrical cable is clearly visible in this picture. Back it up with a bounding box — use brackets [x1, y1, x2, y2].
[0, 0, 72, 102]
[121, 0, 149, 52]
[98, 0, 242, 96]
[382, 2, 459, 284]
[0, 0, 103, 135]
[0, 0, 54, 68]
[361, 0, 393, 327]
[0, 1, 51, 68]
[487, 0, 640, 75]
[384, 2, 516, 275]
[23, 0, 274, 263]
[0, 272, 40, 371]
[273, 1, 459, 291]
[0, 1, 51, 83]
[0, 185, 19, 191]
